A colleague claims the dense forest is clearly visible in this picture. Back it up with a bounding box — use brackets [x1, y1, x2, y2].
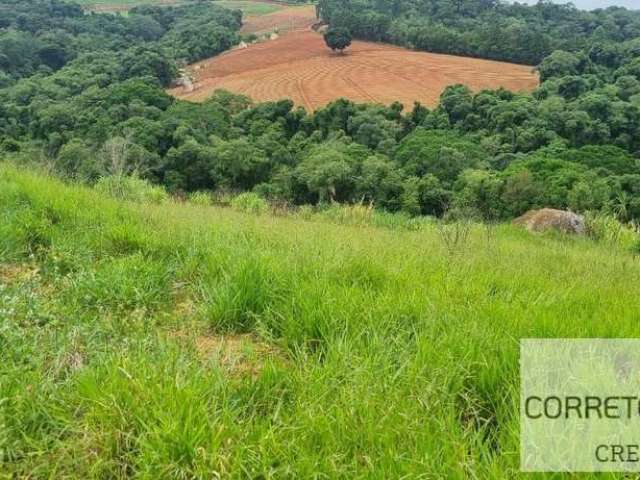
[2, 0, 640, 222]
[318, 0, 640, 65]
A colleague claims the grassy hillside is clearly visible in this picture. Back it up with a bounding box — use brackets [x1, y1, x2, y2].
[1, 164, 639, 478]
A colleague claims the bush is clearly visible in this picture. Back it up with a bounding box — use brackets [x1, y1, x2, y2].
[95, 176, 168, 204]
[242, 33, 258, 43]
[230, 192, 268, 215]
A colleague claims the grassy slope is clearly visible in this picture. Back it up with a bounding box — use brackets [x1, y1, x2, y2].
[1, 165, 638, 478]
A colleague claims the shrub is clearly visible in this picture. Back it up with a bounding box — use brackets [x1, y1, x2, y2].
[242, 33, 258, 43]
[230, 192, 268, 215]
[95, 176, 168, 204]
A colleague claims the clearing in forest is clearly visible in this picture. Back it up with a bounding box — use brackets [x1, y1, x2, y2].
[169, 29, 539, 111]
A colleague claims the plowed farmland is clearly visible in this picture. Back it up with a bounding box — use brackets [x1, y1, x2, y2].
[169, 4, 539, 110]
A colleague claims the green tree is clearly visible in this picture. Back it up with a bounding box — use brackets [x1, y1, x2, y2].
[212, 138, 270, 190]
[537, 50, 583, 82]
[568, 178, 611, 213]
[354, 155, 404, 210]
[162, 140, 216, 191]
[56, 138, 101, 181]
[453, 169, 504, 221]
[296, 144, 356, 202]
[324, 27, 353, 54]
[395, 129, 484, 185]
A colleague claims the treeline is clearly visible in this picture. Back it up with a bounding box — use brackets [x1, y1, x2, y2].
[4, 82, 640, 220]
[317, 0, 640, 65]
[0, 0, 241, 86]
[1, 0, 640, 222]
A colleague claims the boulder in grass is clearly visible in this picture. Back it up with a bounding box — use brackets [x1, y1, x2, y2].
[513, 208, 585, 235]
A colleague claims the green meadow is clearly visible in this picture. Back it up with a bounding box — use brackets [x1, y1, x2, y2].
[1, 164, 639, 478]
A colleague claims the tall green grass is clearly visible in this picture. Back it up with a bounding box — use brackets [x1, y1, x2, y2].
[1, 164, 639, 478]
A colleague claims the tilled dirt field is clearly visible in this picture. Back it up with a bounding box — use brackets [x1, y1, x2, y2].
[169, 28, 539, 110]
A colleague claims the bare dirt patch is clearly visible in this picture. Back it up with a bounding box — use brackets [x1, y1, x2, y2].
[169, 29, 539, 111]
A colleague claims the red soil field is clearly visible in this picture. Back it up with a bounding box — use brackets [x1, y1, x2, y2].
[169, 17, 539, 110]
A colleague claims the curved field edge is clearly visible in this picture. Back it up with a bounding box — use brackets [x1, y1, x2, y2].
[171, 30, 539, 109]
[1, 164, 638, 478]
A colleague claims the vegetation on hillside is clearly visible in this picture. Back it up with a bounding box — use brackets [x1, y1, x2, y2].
[0, 0, 240, 85]
[317, 0, 640, 65]
[2, 1, 640, 476]
[1, 0, 640, 225]
[1, 164, 639, 477]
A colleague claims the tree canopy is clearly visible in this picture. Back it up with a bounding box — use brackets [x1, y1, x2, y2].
[324, 27, 353, 53]
[2, 0, 640, 223]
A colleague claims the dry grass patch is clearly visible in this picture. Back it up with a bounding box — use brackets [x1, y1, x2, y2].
[0, 263, 39, 285]
[172, 330, 282, 377]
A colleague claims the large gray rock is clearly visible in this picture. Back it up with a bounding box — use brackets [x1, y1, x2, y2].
[513, 208, 585, 234]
